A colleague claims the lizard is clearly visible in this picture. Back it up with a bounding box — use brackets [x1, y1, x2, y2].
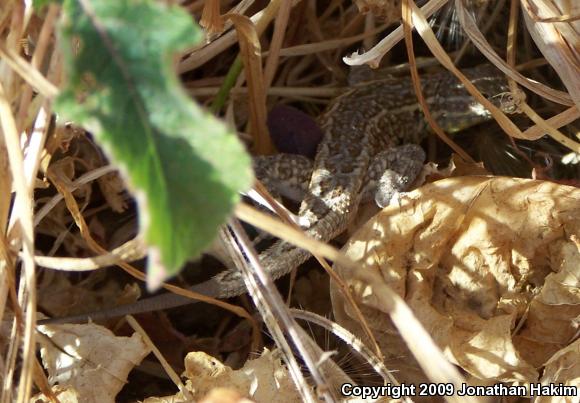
[40, 64, 513, 325]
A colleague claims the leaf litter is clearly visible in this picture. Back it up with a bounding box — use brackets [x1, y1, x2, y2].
[1, 0, 579, 401]
[331, 176, 579, 390]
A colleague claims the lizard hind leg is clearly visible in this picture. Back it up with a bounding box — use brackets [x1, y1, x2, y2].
[362, 144, 426, 208]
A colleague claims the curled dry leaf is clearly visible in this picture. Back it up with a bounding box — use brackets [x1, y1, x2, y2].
[33, 386, 80, 403]
[330, 177, 580, 386]
[537, 339, 580, 403]
[143, 349, 302, 403]
[97, 171, 128, 213]
[37, 323, 151, 403]
[198, 388, 255, 403]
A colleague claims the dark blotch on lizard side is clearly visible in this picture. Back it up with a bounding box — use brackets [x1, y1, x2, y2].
[267, 105, 324, 159]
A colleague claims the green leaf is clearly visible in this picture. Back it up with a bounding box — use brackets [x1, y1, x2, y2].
[34, 0, 60, 9]
[56, 0, 253, 289]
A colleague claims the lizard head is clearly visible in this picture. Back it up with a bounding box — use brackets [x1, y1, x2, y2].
[432, 64, 516, 133]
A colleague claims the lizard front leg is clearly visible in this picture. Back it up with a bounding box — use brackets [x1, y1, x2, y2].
[361, 144, 426, 208]
[253, 154, 313, 202]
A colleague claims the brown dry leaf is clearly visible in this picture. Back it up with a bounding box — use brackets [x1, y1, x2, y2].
[37, 323, 151, 403]
[146, 388, 255, 403]
[37, 272, 140, 318]
[446, 154, 489, 177]
[144, 349, 302, 403]
[198, 388, 255, 403]
[537, 339, 580, 403]
[32, 386, 80, 403]
[513, 241, 580, 367]
[331, 176, 580, 386]
[97, 171, 127, 213]
[412, 155, 490, 187]
[41, 124, 85, 173]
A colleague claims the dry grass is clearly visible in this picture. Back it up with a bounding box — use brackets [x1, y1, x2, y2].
[0, 0, 578, 401]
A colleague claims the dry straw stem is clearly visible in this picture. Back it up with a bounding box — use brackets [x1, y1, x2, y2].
[8, 107, 51, 402]
[401, 0, 475, 163]
[223, 222, 325, 403]
[522, 105, 579, 138]
[0, 44, 58, 99]
[401, 1, 525, 146]
[263, 0, 291, 89]
[517, 98, 579, 152]
[0, 79, 37, 403]
[197, 0, 295, 154]
[250, 182, 385, 363]
[343, 0, 449, 67]
[506, 0, 580, 153]
[32, 238, 145, 272]
[403, 0, 580, 156]
[270, 22, 390, 58]
[200, 0, 224, 34]
[521, 0, 580, 107]
[30, 357, 57, 402]
[15, 4, 59, 127]
[179, 0, 302, 73]
[291, 324, 355, 390]
[234, 203, 471, 398]
[454, 0, 576, 107]
[303, 1, 345, 80]
[453, 0, 507, 65]
[226, 14, 271, 154]
[125, 315, 192, 400]
[34, 165, 118, 227]
[0, 2, 62, 400]
[200, 0, 255, 39]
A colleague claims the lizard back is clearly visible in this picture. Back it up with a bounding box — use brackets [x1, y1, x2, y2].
[298, 64, 510, 240]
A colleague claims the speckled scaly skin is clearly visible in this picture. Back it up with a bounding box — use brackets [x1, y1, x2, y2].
[41, 65, 511, 324]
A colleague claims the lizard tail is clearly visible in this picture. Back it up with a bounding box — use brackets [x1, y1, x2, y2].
[38, 210, 346, 324]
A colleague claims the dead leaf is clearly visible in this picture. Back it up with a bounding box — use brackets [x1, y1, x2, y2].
[37, 323, 151, 403]
[97, 171, 128, 213]
[536, 339, 580, 403]
[143, 349, 302, 402]
[199, 388, 255, 403]
[32, 385, 80, 403]
[331, 177, 580, 387]
[37, 272, 140, 319]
